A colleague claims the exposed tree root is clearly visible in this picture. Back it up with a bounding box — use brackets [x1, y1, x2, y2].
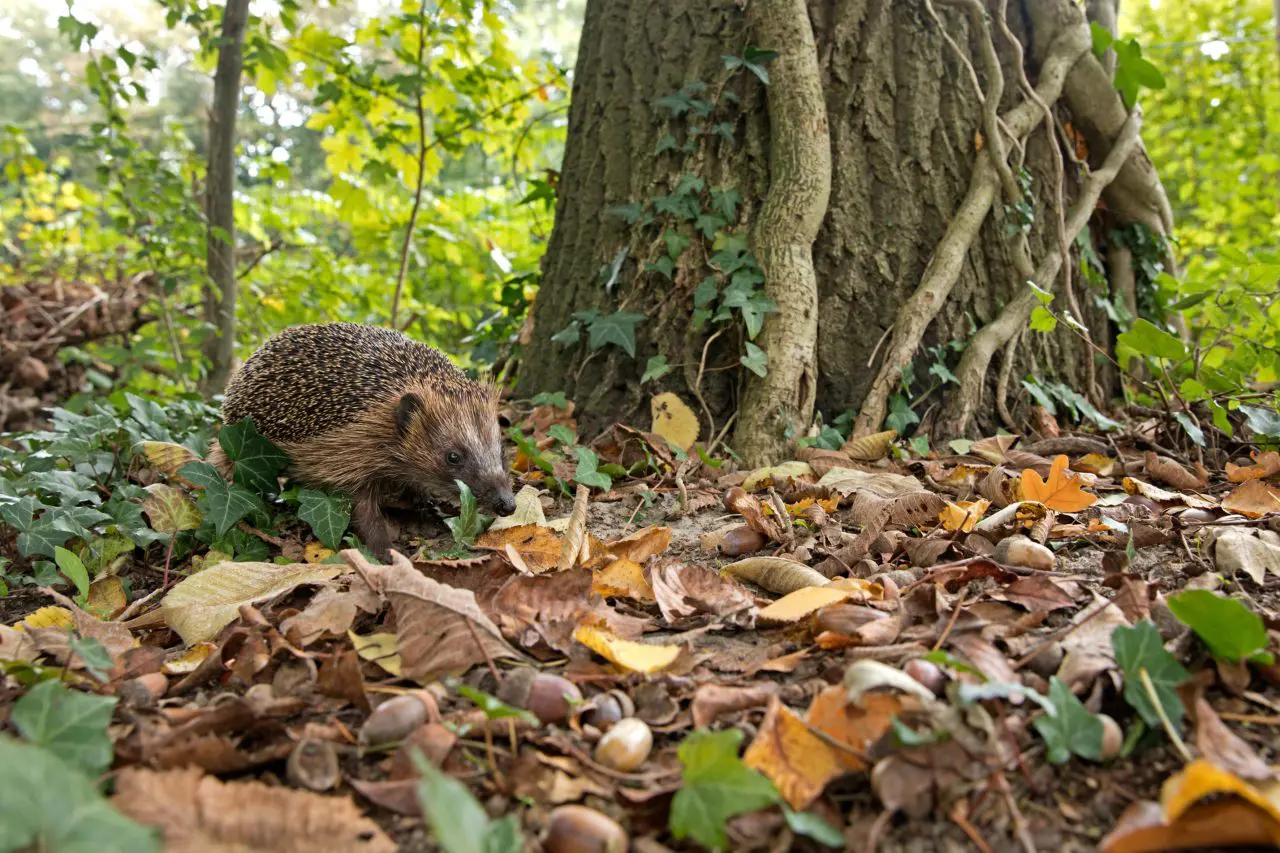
[851, 22, 1090, 437]
[734, 0, 831, 465]
[938, 108, 1144, 437]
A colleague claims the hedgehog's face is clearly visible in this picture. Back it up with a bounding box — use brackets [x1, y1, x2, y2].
[394, 391, 516, 517]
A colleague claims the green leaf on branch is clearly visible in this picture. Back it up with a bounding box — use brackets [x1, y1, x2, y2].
[642, 354, 673, 384]
[1166, 590, 1274, 665]
[1116, 318, 1187, 363]
[669, 729, 780, 851]
[10, 679, 117, 775]
[1033, 677, 1105, 764]
[740, 342, 768, 377]
[573, 447, 612, 491]
[586, 311, 646, 358]
[297, 489, 352, 550]
[1030, 306, 1058, 333]
[1113, 620, 1189, 732]
[218, 418, 289, 494]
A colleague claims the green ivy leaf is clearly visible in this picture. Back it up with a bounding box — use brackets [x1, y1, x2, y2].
[444, 480, 489, 548]
[1089, 21, 1114, 55]
[550, 320, 583, 346]
[218, 418, 289, 494]
[573, 447, 613, 491]
[1030, 306, 1058, 333]
[200, 479, 264, 539]
[1167, 590, 1274, 665]
[178, 460, 226, 490]
[663, 230, 691, 260]
[1032, 677, 1105, 764]
[0, 735, 161, 853]
[646, 256, 675, 280]
[68, 636, 114, 682]
[1173, 412, 1205, 447]
[781, 806, 843, 847]
[1113, 620, 1189, 732]
[0, 496, 41, 532]
[1239, 406, 1280, 438]
[605, 202, 644, 223]
[141, 483, 203, 535]
[642, 354, 673, 384]
[586, 312, 646, 358]
[693, 276, 719, 308]
[1116, 318, 1186, 362]
[547, 424, 577, 446]
[669, 729, 779, 850]
[53, 546, 91, 599]
[10, 679, 117, 775]
[297, 489, 353, 550]
[457, 685, 540, 726]
[531, 391, 569, 410]
[49, 506, 114, 540]
[412, 750, 523, 853]
[740, 342, 768, 377]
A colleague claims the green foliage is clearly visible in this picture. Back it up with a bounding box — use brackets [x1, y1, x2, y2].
[1112, 620, 1189, 732]
[1166, 590, 1274, 665]
[296, 489, 352, 550]
[572, 447, 613, 491]
[1032, 677, 1105, 764]
[0, 735, 161, 853]
[669, 728, 780, 851]
[53, 546, 90, 601]
[444, 480, 490, 549]
[642, 354, 673, 384]
[412, 751, 523, 853]
[217, 418, 289, 495]
[456, 684, 540, 726]
[1091, 25, 1166, 107]
[10, 679, 117, 776]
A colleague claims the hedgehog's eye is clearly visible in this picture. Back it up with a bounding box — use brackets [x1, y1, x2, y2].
[446, 450, 463, 466]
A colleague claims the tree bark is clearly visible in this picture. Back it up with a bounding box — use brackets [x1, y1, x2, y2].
[200, 0, 250, 394]
[519, 0, 1171, 447]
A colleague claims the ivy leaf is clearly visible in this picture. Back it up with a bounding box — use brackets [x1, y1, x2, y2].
[782, 806, 843, 847]
[885, 394, 920, 435]
[606, 202, 645, 223]
[742, 46, 780, 84]
[142, 483, 203, 534]
[177, 460, 226, 490]
[54, 546, 91, 599]
[573, 447, 613, 491]
[663, 230, 691, 260]
[695, 213, 728, 240]
[10, 679, 117, 775]
[1030, 306, 1058, 333]
[586, 312, 646, 358]
[655, 133, 678, 155]
[1089, 20, 1114, 55]
[218, 418, 289, 494]
[642, 354, 673, 384]
[1239, 406, 1280, 438]
[0, 495, 41, 532]
[17, 517, 75, 560]
[669, 729, 779, 850]
[68, 636, 114, 682]
[646, 257, 675, 280]
[444, 480, 490, 548]
[200, 479, 264, 539]
[550, 320, 583, 346]
[710, 187, 742, 222]
[0, 736, 161, 853]
[412, 750, 523, 853]
[1166, 590, 1274, 665]
[693, 276, 719, 308]
[1116, 318, 1186, 362]
[1173, 412, 1205, 447]
[531, 391, 569, 410]
[298, 489, 352, 550]
[1032, 677, 1104, 764]
[49, 506, 113, 540]
[1113, 620, 1189, 731]
[740, 342, 768, 377]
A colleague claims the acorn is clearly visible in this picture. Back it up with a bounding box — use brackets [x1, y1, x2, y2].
[14, 356, 49, 389]
[903, 659, 945, 696]
[497, 668, 583, 725]
[544, 805, 629, 853]
[593, 717, 652, 772]
[1098, 714, 1123, 761]
[360, 693, 431, 746]
[995, 535, 1055, 571]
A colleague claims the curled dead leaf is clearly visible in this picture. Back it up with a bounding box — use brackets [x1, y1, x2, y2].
[841, 429, 897, 462]
[721, 556, 829, 595]
[1227, 451, 1280, 483]
[1222, 479, 1280, 518]
[1144, 452, 1206, 491]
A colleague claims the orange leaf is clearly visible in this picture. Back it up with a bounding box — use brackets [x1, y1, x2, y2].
[1222, 480, 1280, 518]
[743, 696, 846, 810]
[475, 524, 563, 573]
[1227, 451, 1280, 483]
[591, 558, 654, 601]
[1100, 760, 1280, 852]
[938, 499, 990, 532]
[805, 684, 907, 773]
[1020, 454, 1098, 512]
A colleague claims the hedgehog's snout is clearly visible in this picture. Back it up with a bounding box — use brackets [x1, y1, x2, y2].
[475, 477, 515, 517]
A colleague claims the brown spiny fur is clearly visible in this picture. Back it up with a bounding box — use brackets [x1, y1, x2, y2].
[208, 323, 514, 557]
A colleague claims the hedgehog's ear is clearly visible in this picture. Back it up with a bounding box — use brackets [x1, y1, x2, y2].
[396, 393, 426, 437]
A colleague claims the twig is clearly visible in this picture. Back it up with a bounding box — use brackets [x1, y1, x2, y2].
[950, 800, 994, 853]
[389, 0, 431, 329]
[932, 590, 969, 651]
[464, 616, 503, 686]
[1140, 667, 1192, 762]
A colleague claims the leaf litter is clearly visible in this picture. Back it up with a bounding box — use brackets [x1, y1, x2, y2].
[4, 406, 1280, 852]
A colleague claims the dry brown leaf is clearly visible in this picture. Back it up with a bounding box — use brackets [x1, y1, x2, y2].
[1144, 451, 1206, 491]
[39, 587, 135, 665]
[559, 483, 591, 569]
[1226, 451, 1280, 483]
[743, 696, 847, 810]
[691, 683, 778, 729]
[1222, 479, 1280, 518]
[1056, 597, 1131, 693]
[1112, 577, 1151, 624]
[806, 684, 907, 772]
[573, 624, 681, 674]
[112, 766, 393, 853]
[1208, 528, 1280, 584]
[592, 558, 655, 601]
[742, 461, 813, 492]
[817, 467, 925, 498]
[1123, 477, 1218, 510]
[650, 559, 755, 625]
[361, 550, 522, 683]
[492, 568, 595, 653]
[721, 556, 829, 594]
[841, 429, 897, 461]
[1019, 454, 1098, 512]
[595, 525, 672, 564]
[1189, 695, 1274, 781]
[1073, 453, 1118, 476]
[650, 391, 700, 451]
[475, 523, 564, 573]
[757, 587, 851, 625]
[279, 585, 367, 646]
[970, 434, 1019, 464]
[993, 576, 1077, 613]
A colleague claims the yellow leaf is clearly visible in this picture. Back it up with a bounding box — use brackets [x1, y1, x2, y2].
[348, 630, 402, 677]
[938, 499, 990, 532]
[594, 525, 672, 565]
[475, 523, 563, 573]
[139, 441, 198, 480]
[1227, 451, 1280, 483]
[12, 606, 74, 632]
[756, 586, 851, 624]
[573, 624, 680, 674]
[1019, 454, 1098, 512]
[304, 542, 335, 563]
[840, 429, 897, 462]
[592, 558, 654, 601]
[743, 461, 812, 492]
[650, 392, 699, 451]
[162, 642, 216, 675]
[824, 577, 884, 601]
[1073, 453, 1117, 476]
[744, 696, 846, 810]
[86, 576, 127, 619]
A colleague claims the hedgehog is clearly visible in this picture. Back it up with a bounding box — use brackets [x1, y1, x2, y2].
[208, 322, 516, 557]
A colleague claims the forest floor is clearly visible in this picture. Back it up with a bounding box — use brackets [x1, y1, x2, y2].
[5, 405, 1280, 853]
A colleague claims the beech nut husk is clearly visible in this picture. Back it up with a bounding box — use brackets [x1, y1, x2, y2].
[576, 689, 634, 732]
[360, 693, 430, 746]
[544, 805, 629, 853]
[287, 738, 341, 791]
[593, 717, 652, 772]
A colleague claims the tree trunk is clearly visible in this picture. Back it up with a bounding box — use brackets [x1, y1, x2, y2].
[519, 0, 1172, 453]
[200, 0, 250, 394]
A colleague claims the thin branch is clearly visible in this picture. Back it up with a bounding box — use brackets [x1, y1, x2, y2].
[390, 0, 432, 329]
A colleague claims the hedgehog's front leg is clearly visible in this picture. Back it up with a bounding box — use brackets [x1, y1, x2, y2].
[353, 486, 393, 560]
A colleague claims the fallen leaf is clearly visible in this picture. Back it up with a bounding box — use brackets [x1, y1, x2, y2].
[1020, 455, 1097, 512]
[1208, 527, 1280, 584]
[491, 568, 595, 653]
[573, 624, 681, 674]
[756, 586, 851, 625]
[475, 524, 563, 573]
[279, 586, 364, 646]
[691, 683, 778, 729]
[86, 576, 127, 619]
[487, 484, 548, 531]
[1100, 760, 1280, 852]
[1226, 451, 1280, 483]
[1123, 477, 1218, 510]
[1189, 695, 1274, 781]
[817, 467, 925, 498]
[140, 440, 200, 480]
[651, 392, 699, 451]
[743, 461, 812, 492]
[162, 561, 344, 645]
[994, 576, 1077, 612]
[12, 606, 74, 632]
[1222, 479, 1280, 518]
[1056, 598, 1131, 694]
[1144, 452, 1205, 491]
[163, 642, 216, 675]
[840, 430, 897, 461]
[938, 499, 989, 532]
[347, 630, 401, 677]
[1073, 453, 1117, 476]
[142, 483, 203, 534]
[595, 525, 672, 564]
[806, 684, 906, 771]
[592, 558, 654, 601]
[743, 696, 847, 810]
[721, 557, 830, 594]
[111, 765, 395, 853]
[651, 560, 755, 625]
